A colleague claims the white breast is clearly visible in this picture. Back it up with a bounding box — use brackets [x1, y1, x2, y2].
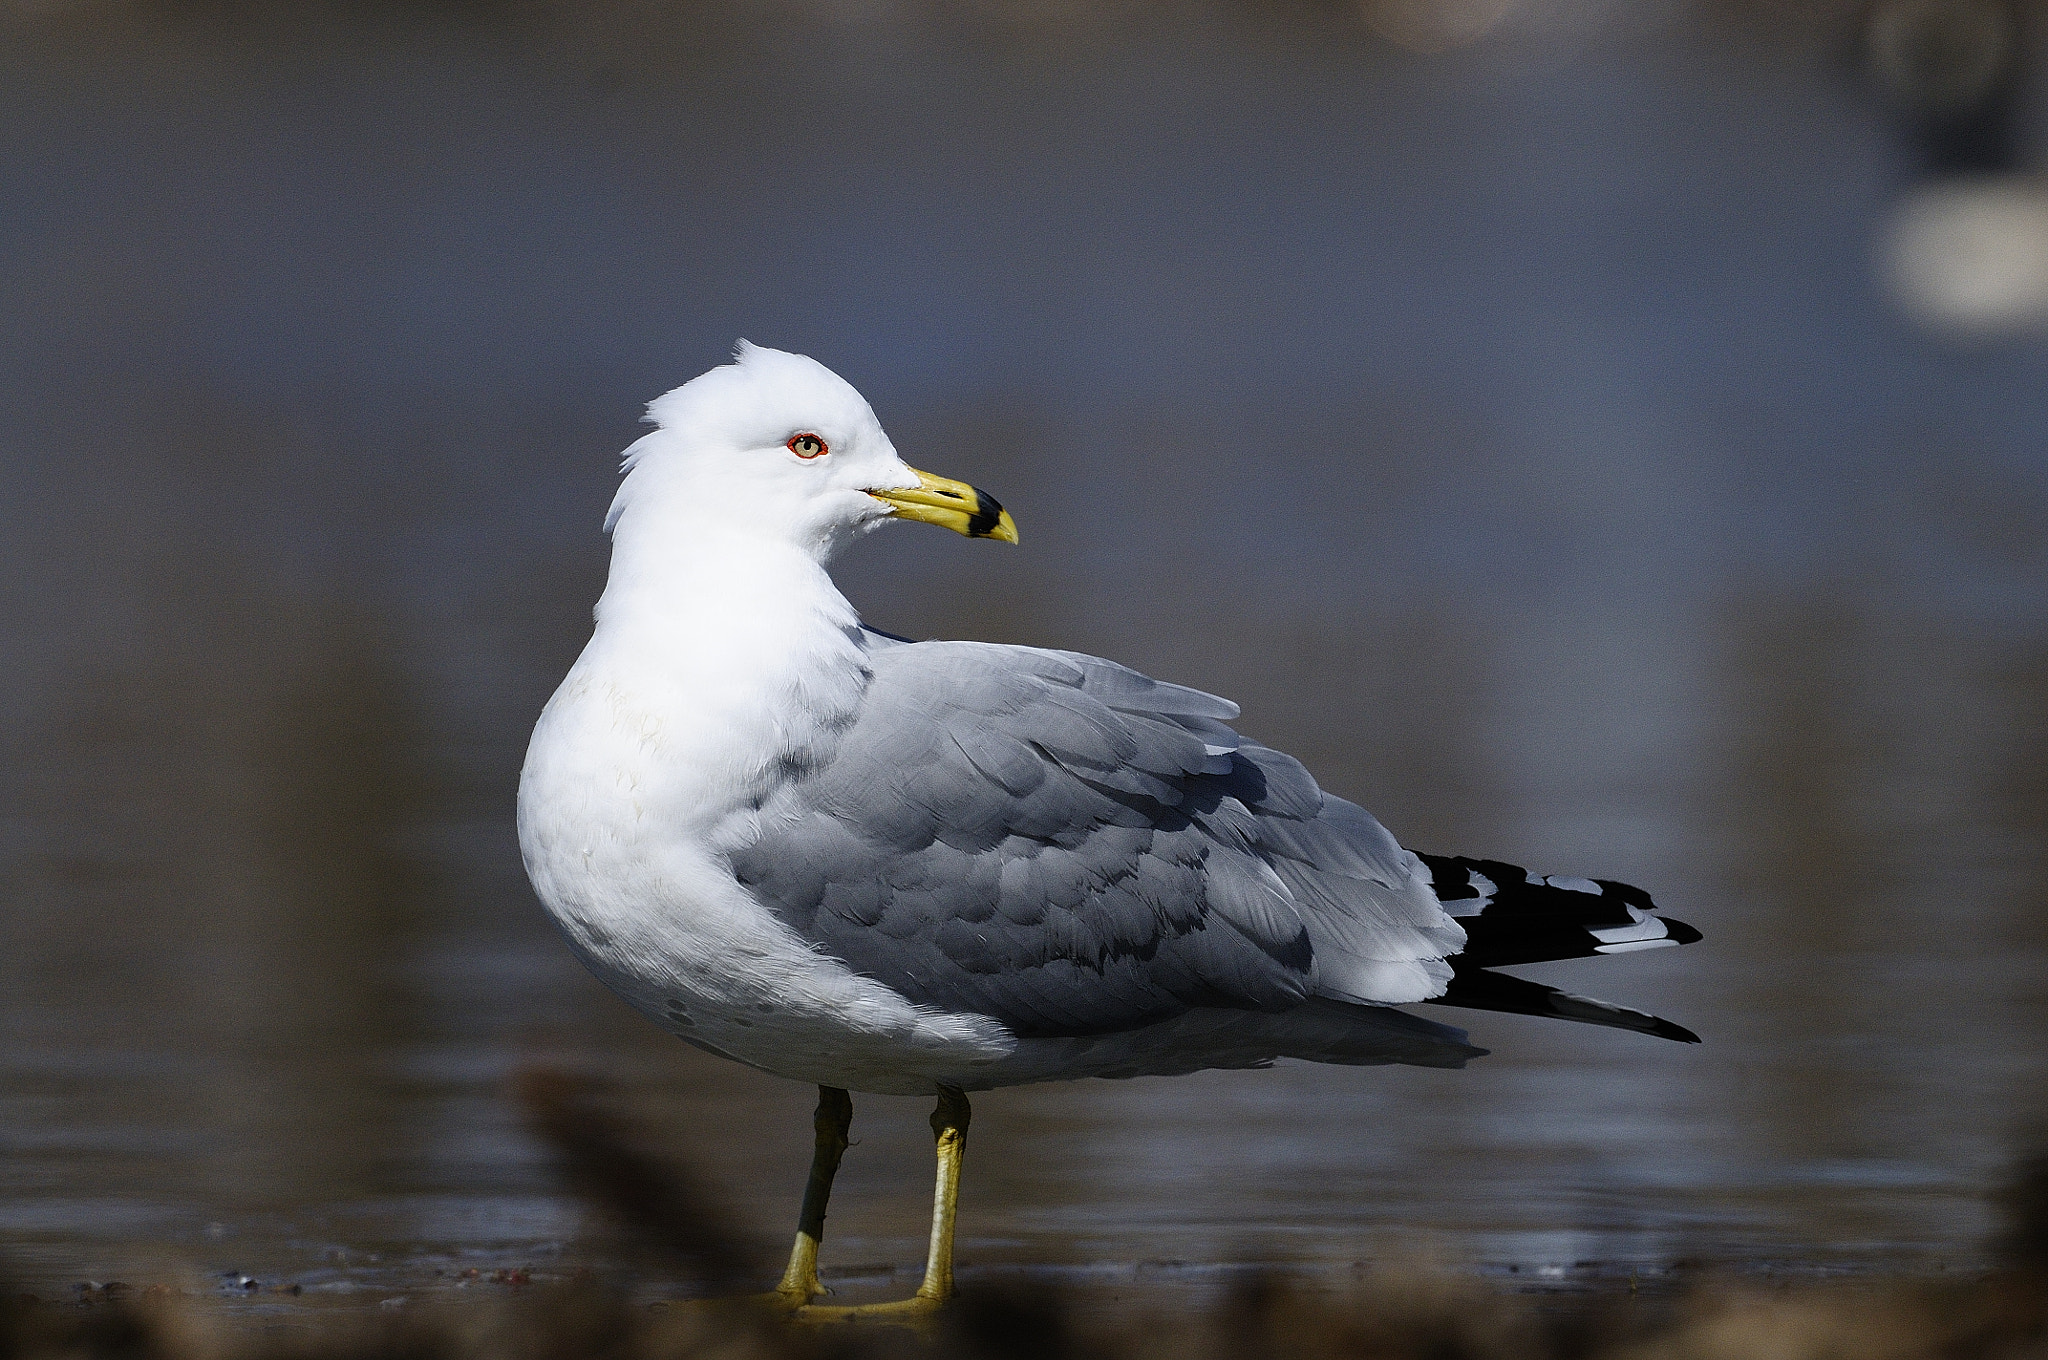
[515, 528, 1015, 1093]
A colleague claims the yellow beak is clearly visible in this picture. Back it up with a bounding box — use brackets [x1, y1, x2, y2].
[867, 468, 1019, 543]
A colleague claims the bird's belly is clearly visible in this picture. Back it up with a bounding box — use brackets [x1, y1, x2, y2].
[562, 921, 1015, 1096]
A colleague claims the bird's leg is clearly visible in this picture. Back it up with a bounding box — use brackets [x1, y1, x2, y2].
[773, 1085, 853, 1306]
[796, 1083, 970, 1323]
[913, 1084, 971, 1302]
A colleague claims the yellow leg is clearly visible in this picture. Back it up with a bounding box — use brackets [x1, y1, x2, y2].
[914, 1083, 971, 1302]
[772, 1086, 853, 1306]
[798, 1084, 971, 1323]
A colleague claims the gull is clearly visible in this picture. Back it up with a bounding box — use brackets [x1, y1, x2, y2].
[517, 343, 1701, 1317]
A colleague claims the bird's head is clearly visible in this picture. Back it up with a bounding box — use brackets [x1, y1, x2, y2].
[605, 342, 1017, 561]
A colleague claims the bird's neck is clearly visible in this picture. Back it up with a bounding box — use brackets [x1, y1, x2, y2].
[596, 515, 867, 683]
[576, 520, 873, 807]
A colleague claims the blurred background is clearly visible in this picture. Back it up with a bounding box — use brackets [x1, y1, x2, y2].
[3, 0, 2046, 1305]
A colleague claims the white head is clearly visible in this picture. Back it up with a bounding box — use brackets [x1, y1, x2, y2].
[604, 342, 1015, 563]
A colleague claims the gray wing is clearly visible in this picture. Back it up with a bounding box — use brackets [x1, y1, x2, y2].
[729, 638, 1466, 1040]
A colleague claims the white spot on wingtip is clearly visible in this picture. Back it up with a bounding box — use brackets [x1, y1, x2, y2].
[1590, 917, 1670, 945]
[1594, 938, 1680, 954]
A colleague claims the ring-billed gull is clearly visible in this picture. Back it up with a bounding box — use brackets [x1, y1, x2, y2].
[517, 343, 1700, 1316]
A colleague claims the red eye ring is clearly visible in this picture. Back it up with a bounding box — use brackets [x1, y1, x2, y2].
[787, 432, 829, 459]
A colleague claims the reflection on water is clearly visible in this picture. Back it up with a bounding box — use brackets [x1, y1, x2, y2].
[3, 0, 2046, 1303]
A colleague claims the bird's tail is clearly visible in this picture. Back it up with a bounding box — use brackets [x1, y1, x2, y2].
[1413, 852, 1702, 1044]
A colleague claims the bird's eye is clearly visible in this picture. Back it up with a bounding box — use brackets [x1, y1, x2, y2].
[787, 433, 829, 459]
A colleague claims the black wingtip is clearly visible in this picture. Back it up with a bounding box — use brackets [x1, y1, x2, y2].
[1659, 917, 1704, 947]
[1419, 850, 1706, 966]
[1646, 1016, 1703, 1044]
[1428, 967, 1703, 1044]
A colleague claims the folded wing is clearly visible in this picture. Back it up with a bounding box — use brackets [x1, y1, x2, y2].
[729, 637, 1466, 1039]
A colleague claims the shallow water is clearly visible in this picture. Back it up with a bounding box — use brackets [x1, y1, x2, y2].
[3, 1, 2046, 1304]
